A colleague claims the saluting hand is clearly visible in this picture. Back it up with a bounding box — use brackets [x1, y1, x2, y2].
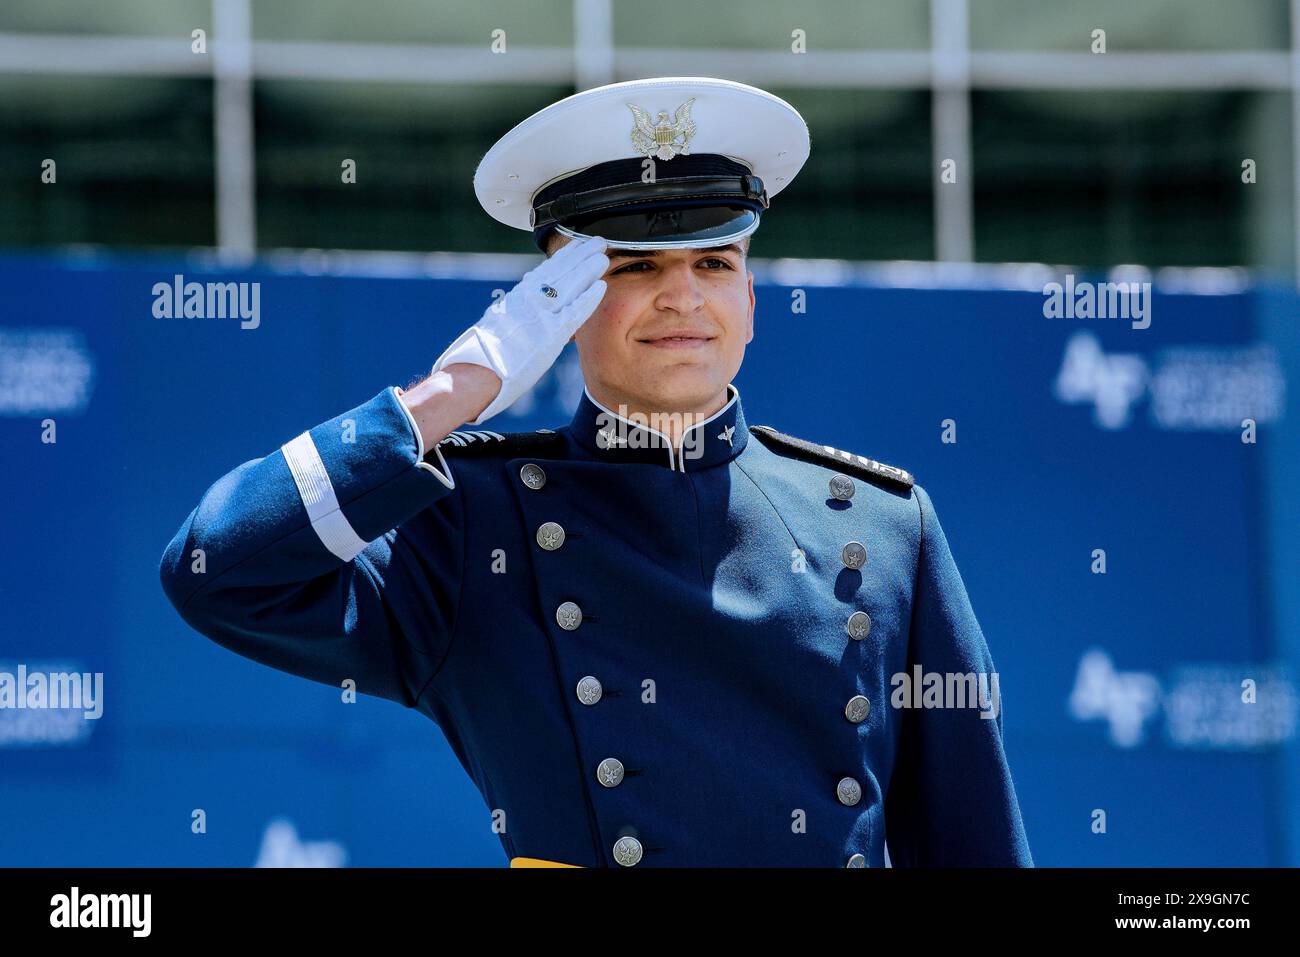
[427, 234, 609, 425]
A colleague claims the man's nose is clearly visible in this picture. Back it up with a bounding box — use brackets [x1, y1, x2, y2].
[653, 261, 707, 313]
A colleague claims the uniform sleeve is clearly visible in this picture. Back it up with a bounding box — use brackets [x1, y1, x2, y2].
[158, 385, 465, 708]
[884, 483, 1034, 867]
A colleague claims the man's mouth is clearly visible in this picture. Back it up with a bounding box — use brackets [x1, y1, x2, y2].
[638, 331, 716, 348]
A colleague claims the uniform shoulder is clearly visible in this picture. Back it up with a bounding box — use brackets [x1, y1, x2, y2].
[432, 427, 567, 458]
[749, 424, 915, 491]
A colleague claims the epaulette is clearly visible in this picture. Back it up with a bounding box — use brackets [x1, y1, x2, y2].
[433, 427, 566, 457]
[750, 424, 915, 490]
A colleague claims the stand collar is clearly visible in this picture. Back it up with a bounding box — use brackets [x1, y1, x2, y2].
[566, 383, 749, 472]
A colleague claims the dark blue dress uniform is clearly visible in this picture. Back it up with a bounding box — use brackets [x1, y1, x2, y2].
[159, 381, 1033, 867]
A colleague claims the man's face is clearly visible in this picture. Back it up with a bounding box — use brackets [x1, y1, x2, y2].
[551, 233, 755, 414]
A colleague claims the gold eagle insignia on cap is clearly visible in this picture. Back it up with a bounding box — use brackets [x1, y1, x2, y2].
[627, 97, 697, 160]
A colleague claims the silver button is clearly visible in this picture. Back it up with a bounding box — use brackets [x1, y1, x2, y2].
[846, 853, 867, 868]
[612, 836, 643, 866]
[845, 695, 871, 723]
[519, 463, 546, 490]
[846, 611, 873, 641]
[576, 675, 603, 705]
[829, 474, 855, 501]
[555, 601, 582, 631]
[837, 776, 863, 806]
[536, 521, 566, 551]
[841, 541, 867, 569]
[596, 758, 625, 787]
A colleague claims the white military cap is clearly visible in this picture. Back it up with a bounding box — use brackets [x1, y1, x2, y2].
[473, 76, 810, 251]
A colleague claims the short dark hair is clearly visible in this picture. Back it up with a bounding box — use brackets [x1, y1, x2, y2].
[545, 232, 752, 258]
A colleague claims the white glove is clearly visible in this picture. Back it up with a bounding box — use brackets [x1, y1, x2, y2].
[430, 234, 609, 425]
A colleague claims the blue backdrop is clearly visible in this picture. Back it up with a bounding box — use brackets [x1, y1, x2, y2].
[1, 251, 1296, 866]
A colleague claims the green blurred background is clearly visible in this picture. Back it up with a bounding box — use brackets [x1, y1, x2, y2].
[0, 0, 1293, 272]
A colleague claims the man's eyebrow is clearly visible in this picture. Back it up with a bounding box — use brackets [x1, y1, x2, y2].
[607, 243, 744, 261]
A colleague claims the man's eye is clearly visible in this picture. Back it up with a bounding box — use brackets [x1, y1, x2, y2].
[611, 258, 733, 274]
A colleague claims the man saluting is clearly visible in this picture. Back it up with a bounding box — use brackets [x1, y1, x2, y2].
[160, 76, 1032, 868]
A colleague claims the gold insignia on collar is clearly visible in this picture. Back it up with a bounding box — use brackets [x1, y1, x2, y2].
[628, 97, 697, 161]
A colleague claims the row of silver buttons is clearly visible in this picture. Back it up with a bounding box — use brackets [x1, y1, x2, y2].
[833, 473, 871, 866]
[523, 461, 871, 868]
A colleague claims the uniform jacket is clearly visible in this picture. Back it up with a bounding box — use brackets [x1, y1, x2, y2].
[159, 382, 1033, 867]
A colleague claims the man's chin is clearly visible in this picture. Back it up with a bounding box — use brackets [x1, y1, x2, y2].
[629, 373, 728, 414]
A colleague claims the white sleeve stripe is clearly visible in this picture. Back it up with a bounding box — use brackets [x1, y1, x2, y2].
[311, 509, 371, 562]
[281, 430, 370, 562]
[281, 431, 335, 521]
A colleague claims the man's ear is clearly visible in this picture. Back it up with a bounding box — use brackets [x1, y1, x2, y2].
[745, 270, 755, 344]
